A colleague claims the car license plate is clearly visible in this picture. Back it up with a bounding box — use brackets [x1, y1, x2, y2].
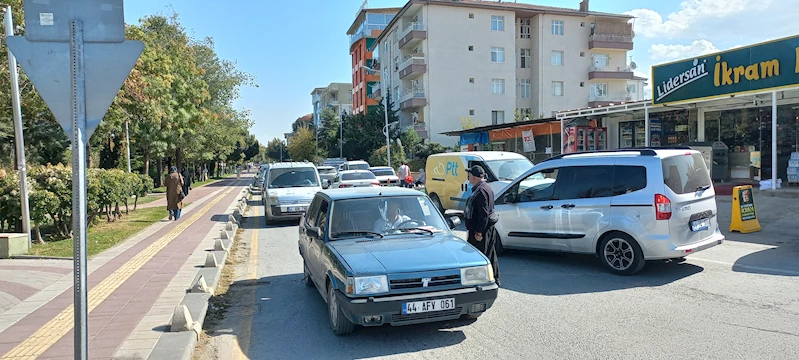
[690, 218, 710, 232]
[402, 298, 455, 314]
[287, 206, 306, 213]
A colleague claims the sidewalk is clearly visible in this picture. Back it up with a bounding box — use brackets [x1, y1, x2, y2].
[0, 176, 250, 360]
[137, 176, 235, 210]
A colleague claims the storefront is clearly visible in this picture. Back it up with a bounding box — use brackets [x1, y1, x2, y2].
[442, 118, 562, 164]
[557, 34, 799, 188]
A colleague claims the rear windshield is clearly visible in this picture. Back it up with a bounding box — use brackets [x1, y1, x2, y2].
[371, 169, 395, 176]
[342, 172, 376, 181]
[662, 153, 712, 194]
[348, 163, 370, 170]
[318, 168, 337, 175]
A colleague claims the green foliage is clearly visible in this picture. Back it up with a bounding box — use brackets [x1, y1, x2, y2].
[461, 116, 480, 130]
[265, 137, 287, 161]
[287, 127, 317, 162]
[369, 144, 405, 169]
[400, 127, 423, 158]
[417, 142, 452, 159]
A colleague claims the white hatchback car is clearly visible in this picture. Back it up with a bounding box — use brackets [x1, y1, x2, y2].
[263, 162, 322, 224]
[329, 170, 381, 189]
[493, 147, 724, 275]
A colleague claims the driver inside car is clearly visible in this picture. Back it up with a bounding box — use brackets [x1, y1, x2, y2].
[373, 200, 412, 233]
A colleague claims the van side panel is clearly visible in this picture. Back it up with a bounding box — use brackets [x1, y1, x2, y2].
[426, 154, 476, 210]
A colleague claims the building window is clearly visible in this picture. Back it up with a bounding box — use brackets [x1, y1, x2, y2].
[469, 13, 474, 19]
[468, 45, 474, 51]
[394, 56, 399, 71]
[551, 20, 564, 35]
[520, 49, 531, 68]
[491, 47, 505, 63]
[552, 81, 564, 96]
[469, 77, 475, 83]
[580, 52, 585, 57]
[492, 110, 505, 125]
[592, 53, 609, 69]
[627, 84, 637, 93]
[394, 86, 400, 98]
[591, 83, 608, 98]
[551, 51, 564, 66]
[492, 79, 505, 94]
[519, 79, 531, 99]
[519, 19, 531, 38]
[470, 109, 475, 115]
[491, 15, 504, 31]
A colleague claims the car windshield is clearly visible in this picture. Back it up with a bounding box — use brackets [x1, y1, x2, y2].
[342, 171, 376, 181]
[348, 163, 370, 170]
[267, 168, 319, 188]
[371, 168, 395, 177]
[318, 168, 337, 175]
[486, 159, 534, 181]
[329, 196, 449, 238]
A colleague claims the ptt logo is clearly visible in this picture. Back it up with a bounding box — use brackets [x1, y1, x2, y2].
[446, 161, 459, 176]
[433, 162, 446, 175]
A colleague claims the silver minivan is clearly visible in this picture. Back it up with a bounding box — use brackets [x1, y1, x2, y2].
[493, 148, 724, 275]
[263, 162, 322, 224]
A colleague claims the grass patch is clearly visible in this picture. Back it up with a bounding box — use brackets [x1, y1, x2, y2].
[133, 194, 162, 205]
[29, 207, 167, 258]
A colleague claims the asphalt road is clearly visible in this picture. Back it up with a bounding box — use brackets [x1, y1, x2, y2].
[202, 199, 799, 360]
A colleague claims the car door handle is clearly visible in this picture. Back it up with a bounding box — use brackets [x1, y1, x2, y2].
[540, 205, 553, 210]
[561, 204, 576, 209]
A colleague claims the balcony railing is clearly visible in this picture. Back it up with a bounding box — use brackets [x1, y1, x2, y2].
[399, 53, 425, 70]
[400, 88, 426, 103]
[399, 22, 425, 40]
[589, 34, 633, 43]
[589, 93, 632, 102]
[350, 24, 388, 46]
[589, 65, 633, 73]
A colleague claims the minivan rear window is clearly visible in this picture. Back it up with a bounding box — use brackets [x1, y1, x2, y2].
[662, 153, 712, 194]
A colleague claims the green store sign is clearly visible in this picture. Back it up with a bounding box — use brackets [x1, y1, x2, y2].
[652, 35, 799, 105]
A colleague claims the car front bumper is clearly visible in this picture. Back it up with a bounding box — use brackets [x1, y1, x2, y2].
[334, 284, 498, 327]
[265, 204, 309, 220]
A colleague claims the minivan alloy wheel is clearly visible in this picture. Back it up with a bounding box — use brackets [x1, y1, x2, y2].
[604, 237, 635, 271]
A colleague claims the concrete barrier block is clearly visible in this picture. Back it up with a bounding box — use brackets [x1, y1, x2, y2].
[0, 233, 29, 258]
[204, 252, 219, 268]
[213, 239, 230, 252]
[189, 275, 213, 294]
[219, 230, 230, 240]
[228, 214, 239, 225]
[169, 305, 201, 337]
[225, 221, 236, 232]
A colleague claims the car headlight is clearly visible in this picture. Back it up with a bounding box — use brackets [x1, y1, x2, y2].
[461, 265, 493, 286]
[347, 276, 388, 295]
[268, 196, 279, 206]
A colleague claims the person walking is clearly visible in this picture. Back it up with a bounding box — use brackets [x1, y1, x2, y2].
[181, 167, 192, 196]
[202, 165, 209, 181]
[166, 166, 184, 221]
[464, 165, 500, 287]
[398, 161, 411, 188]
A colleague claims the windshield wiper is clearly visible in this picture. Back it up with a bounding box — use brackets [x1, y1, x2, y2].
[332, 231, 384, 238]
[695, 185, 712, 192]
[398, 227, 435, 235]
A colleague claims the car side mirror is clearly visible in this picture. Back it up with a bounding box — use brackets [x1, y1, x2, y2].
[503, 192, 516, 204]
[306, 226, 323, 239]
[322, 180, 330, 189]
[447, 216, 461, 229]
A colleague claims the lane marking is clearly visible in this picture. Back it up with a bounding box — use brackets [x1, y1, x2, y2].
[233, 196, 259, 360]
[0, 187, 236, 360]
[689, 257, 799, 277]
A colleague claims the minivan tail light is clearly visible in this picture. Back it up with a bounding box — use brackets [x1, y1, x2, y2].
[655, 194, 672, 220]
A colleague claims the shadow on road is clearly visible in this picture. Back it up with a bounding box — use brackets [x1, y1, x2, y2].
[496, 250, 704, 296]
[732, 247, 799, 276]
[214, 273, 470, 359]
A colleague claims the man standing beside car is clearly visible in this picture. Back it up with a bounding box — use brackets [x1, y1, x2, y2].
[464, 165, 500, 286]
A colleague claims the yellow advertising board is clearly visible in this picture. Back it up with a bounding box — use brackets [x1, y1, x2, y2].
[729, 185, 761, 233]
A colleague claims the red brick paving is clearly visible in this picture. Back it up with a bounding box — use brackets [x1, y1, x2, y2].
[0, 177, 246, 359]
[0, 280, 39, 300]
[0, 265, 72, 275]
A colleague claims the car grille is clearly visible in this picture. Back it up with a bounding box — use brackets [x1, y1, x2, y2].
[279, 199, 310, 205]
[391, 307, 462, 324]
[389, 275, 460, 290]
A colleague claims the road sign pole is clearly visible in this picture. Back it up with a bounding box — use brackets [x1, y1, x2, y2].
[69, 19, 89, 360]
[4, 7, 32, 248]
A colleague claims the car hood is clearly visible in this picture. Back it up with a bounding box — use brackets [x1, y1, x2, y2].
[266, 187, 319, 198]
[328, 234, 488, 276]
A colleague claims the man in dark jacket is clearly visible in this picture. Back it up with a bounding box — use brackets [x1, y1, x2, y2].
[181, 167, 192, 196]
[464, 165, 500, 286]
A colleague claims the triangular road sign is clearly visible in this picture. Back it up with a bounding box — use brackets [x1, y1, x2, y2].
[6, 37, 143, 139]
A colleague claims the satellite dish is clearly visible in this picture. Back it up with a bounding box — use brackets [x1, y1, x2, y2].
[630, 61, 638, 70]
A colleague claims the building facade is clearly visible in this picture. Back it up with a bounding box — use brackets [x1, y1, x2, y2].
[348, 7, 401, 115]
[372, 0, 640, 145]
[310, 83, 353, 128]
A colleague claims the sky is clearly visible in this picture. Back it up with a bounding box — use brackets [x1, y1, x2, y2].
[123, 0, 799, 146]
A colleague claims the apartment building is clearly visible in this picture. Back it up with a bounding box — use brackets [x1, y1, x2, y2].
[347, 7, 401, 115]
[372, 0, 642, 145]
[310, 83, 353, 127]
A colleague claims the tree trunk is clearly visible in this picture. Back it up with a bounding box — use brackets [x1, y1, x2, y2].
[34, 222, 45, 245]
[114, 202, 121, 219]
[86, 143, 91, 168]
[156, 158, 164, 187]
[142, 149, 150, 175]
[106, 205, 112, 222]
[133, 195, 139, 211]
[175, 148, 182, 170]
[124, 198, 130, 214]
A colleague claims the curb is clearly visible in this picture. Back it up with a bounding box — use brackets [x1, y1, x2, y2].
[147, 187, 252, 360]
[9, 255, 73, 260]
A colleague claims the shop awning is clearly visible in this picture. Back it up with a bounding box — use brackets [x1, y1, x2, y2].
[459, 131, 489, 146]
[489, 122, 561, 141]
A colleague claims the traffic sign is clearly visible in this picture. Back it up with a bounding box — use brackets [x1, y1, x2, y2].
[23, 0, 126, 42]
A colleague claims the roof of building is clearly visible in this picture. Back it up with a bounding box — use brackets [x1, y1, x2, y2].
[441, 116, 559, 136]
[373, 0, 633, 48]
[298, 114, 314, 122]
[347, 7, 403, 35]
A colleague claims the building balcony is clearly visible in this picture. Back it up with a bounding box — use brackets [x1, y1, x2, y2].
[399, 88, 426, 110]
[350, 24, 388, 47]
[398, 22, 426, 49]
[588, 65, 635, 80]
[370, 86, 382, 100]
[588, 93, 633, 107]
[589, 34, 634, 50]
[398, 53, 426, 79]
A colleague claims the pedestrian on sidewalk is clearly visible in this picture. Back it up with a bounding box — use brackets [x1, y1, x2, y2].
[181, 167, 193, 196]
[398, 161, 411, 188]
[166, 166, 185, 221]
[203, 165, 209, 181]
[464, 165, 500, 287]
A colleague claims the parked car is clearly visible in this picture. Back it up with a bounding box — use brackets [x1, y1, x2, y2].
[328, 170, 381, 189]
[425, 151, 534, 212]
[369, 166, 400, 186]
[492, 147, 725, 275]
[262, 162, 322, 224]
[298, 187, 498, 335]
[317, 166, 338, 188]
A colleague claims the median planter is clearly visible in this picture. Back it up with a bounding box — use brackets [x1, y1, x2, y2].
[0, 233, 28, 258]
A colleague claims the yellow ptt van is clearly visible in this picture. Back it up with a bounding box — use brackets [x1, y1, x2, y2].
[425, 151, 534, 212]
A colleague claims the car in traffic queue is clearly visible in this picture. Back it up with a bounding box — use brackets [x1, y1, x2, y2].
[328, 170, 381, 189]
[262, 162, 322, 224]
[338, 160, 371, 172]
[492, 147, 725, 275]
[298, 187, 498, 335]
[317, 166, 338, 188]
[369, 166, 400, 186]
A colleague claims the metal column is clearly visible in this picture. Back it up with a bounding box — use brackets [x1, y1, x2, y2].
[125, 120, 131, 172]
[772, 91, 778, 190]
[644, 106, 650, 147]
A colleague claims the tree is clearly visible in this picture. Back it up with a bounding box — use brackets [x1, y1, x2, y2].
[287, 127, 316, 162]
[461, 116, 480, 130]
[318, 107, 341, 157]
[400, 127, 422, 159]
[265, 138, 287, 161]
[369, 144, 405, 169]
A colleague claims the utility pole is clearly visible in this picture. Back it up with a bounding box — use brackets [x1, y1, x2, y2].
[125, 120, 131, 172]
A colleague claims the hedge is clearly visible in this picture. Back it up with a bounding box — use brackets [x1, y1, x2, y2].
[0, 165, 157, 244]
